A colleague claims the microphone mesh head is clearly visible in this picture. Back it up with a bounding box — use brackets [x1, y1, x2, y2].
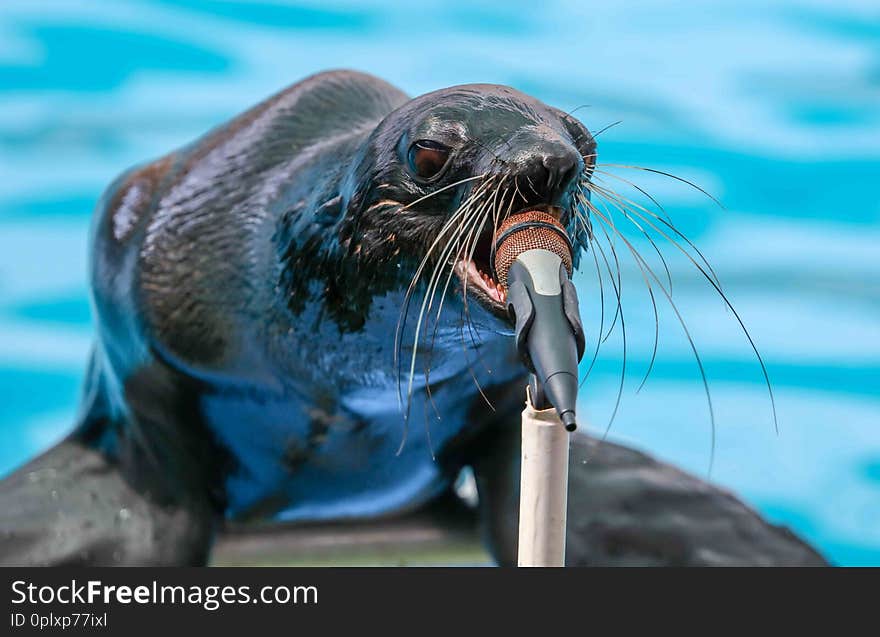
[493, 211, 573, 288]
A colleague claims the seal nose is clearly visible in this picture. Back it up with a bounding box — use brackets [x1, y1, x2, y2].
[514, 144, 582, 206]
[541, 151, 579, 191]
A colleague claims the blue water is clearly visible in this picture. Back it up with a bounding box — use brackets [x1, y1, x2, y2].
[0, 0, 878, 564]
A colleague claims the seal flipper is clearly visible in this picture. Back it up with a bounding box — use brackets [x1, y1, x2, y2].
[0, 435, 215, 566]
[561, 435, 827, 566]
[468, 398, 828, 565]
[0, 355, 221, 566]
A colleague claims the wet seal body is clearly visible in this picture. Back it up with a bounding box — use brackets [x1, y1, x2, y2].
[0, 71, 826, 565]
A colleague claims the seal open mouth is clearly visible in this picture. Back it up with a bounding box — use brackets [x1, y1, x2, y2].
[454, 204, 564, 314]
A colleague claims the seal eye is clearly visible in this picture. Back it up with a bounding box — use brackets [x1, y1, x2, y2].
[408, 140, 451, 180]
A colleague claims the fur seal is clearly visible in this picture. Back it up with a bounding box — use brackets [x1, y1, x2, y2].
[0, 70, 826, 565]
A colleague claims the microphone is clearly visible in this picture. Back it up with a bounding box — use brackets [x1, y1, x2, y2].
[492, 211, 585, 431]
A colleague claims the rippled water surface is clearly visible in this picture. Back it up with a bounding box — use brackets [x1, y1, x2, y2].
[1, 0, 878, 564]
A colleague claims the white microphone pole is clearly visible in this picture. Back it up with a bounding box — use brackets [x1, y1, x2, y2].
[517, 385, 570, 567]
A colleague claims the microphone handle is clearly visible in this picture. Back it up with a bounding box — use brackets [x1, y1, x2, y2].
[506, 249, 585, 432]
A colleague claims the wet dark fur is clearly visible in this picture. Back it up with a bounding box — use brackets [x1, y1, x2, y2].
[0, 71, 825, 565]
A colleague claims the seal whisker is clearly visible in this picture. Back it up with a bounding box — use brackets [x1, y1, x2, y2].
[453, 200, 499, 409]
[422, 396, 436, 461]
[457, 175, 515, 371]
[448, 173, 507, 362]
[488, 175, 506, 237]
[592, 202, 718, 474]
[525, 174, 541, 198]
[422, 186, 497, 388]
[451, 174, 516, 382]
[586, 173, 776, 432]
[512, 175, 528, 209]
[398, 177, 500, 448]
[591, 196, 624, 344]
[421, 223, 475, 422]
[586, 184, 662, 392]
[585, 160, 777, 461]
[572, 178, 624, 345]
[569, 191, 607, 385]
[590, 179, 675, 297]
[590, 196, 664, 432]
[578, 151, 598, 165]
[457, 171, 516, 361]
[565, 104, 592, 117]
[600, 184, 777, 435]
[400, 173, 488, 211]
[489, 186, 512, 265]
[425, 178, 498, 323]
[590, 171, 722, 289]
[574, 175, 595, 241]
[418, 184, 499, 418]
[592, 167, 675, 226]
[458, 195, 495, 353]
[394, 177, 493, 381]
[394, 178, 495, 444]
[573, 193, 621, 360]
[579, 214, 607, 385]
[586, 185, 669, 383]
[399, 226, 477, 448]
[458, 176, 502, 343]
[592, 175, 725, 289]
[577, 195, 628, 435]
[365, 199, 405, 212]
[596, 163, 725, 210]
[591, 120, 623, 138]
[419, 215, 483, 454]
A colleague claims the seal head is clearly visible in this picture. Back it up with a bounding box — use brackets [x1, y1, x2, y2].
[278, 82, 597, 334]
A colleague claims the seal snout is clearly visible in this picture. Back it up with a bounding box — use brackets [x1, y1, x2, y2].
[454, 143, 582, 316]
[503, 139, 583, 215]
[540, 147, 580, 188]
